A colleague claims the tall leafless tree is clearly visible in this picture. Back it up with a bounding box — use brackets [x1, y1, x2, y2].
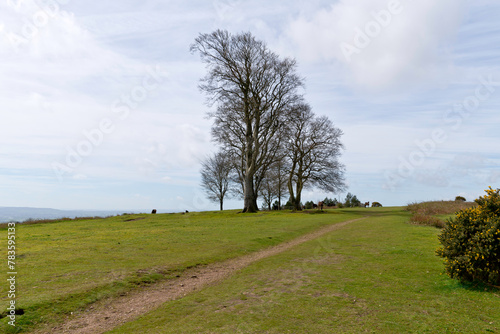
[286, 103, 346, 211]
[191, 30, 303, 213]
[200, 151, 234, 211]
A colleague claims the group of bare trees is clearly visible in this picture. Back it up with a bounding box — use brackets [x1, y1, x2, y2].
[193, 30, 345, 212]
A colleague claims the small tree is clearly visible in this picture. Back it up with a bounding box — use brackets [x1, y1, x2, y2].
[344, 193, 352, 208]
[436, 187, 500, 286]
[260, 175, 276, 211]
[344, 193, 361, 207]
[283, 200, 294, 210]
[455, 196, 466, 202]
[323, 197, 336, 207]
[259, 160, 288, 211]
[200, 152, 234, 211]
[351, 195, 361, 207]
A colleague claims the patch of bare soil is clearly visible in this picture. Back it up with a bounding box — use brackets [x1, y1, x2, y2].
[32, 217, 366, 334]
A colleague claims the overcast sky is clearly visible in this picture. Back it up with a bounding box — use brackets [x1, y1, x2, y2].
[1, 0, 499, 212]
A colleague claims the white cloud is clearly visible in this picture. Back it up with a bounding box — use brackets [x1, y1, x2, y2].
[286, 0, 466, 91]
[72, 174, 88, 180]
[414, 169, 450, 188]
[450, 153, 486, 171]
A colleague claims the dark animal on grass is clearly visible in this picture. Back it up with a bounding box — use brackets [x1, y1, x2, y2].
[364, 202, 369, 208]
[151, 209, 157, 214]
[318, 201, 324, 211]
[312, 203, 318, 209]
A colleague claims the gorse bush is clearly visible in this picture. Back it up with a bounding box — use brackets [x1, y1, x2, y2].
[436, 187, 500, 286]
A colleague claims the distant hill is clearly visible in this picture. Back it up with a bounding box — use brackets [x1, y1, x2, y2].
[0, 207, 136, 223]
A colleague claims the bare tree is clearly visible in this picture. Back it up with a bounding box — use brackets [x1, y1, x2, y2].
[200, 151, 234, 211]
[191, 30, 303, 213]
[272, 158, 289, 210]
[286, 103, 345, 211]
[259, 159, 288, 210]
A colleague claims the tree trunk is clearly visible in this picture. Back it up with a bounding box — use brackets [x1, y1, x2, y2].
[287, 179, 297, 212]
[278, 188, 282, 210]
[220, 199, 223, 211]
[293, 179, 303, 211]
[293, 191, 302, 211]
[242, 174, 259, 213]
[277, 162, 282, 210]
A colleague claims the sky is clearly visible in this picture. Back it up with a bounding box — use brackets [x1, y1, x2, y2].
[0, 0, 499, 212]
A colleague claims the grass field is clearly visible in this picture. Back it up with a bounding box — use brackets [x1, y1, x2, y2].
[110, 208, 499, 333]
[1, 207, 499, 333]
[0, 209, 362, 332]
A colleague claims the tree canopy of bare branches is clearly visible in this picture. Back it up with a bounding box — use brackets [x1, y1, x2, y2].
[191, 30, 303, 212]
[286, 103, 346, 211]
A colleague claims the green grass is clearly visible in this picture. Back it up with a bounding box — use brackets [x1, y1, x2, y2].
[110, 207, 500, 334]
[0, 209, 362, 332]
[2, 207, 499, 333]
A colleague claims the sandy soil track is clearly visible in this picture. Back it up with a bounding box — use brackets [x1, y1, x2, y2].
[33, 217, 366, 334]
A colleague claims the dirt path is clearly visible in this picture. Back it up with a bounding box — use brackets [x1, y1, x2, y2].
[34, 217, 366, 334]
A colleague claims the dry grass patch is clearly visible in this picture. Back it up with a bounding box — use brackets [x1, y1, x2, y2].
[408, 213, 447, 228]
[406, 200, 475, 228]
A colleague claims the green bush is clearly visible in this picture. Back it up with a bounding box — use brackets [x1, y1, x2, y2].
[344, 193, 361, 208]
[436, 187, 500, 286]
[455, 196, 466, 202]
[304, 201, 314, 209]
[283, 200, 294, 210]
[322, 197, 337, 207]
[372, 202, 382, 207]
